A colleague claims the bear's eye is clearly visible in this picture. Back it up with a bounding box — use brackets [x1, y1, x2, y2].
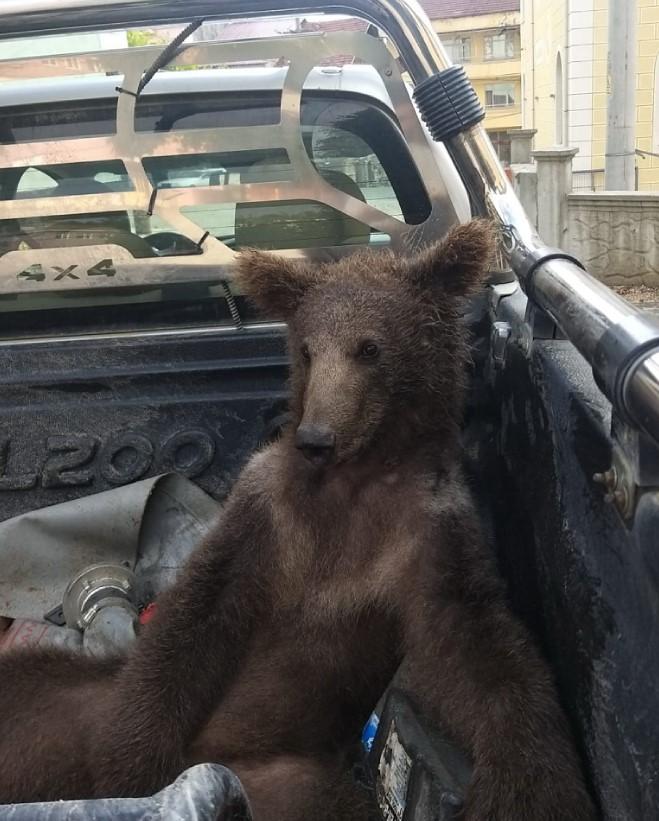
[358, 341, 379, 360]
[301, 344, 311, 362]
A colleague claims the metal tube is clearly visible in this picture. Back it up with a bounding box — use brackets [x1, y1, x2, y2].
[527, 258, 659, 443]
[1, 0, 659, 444]
[626, 352, 659, 439]
[529, 259, 641, 364]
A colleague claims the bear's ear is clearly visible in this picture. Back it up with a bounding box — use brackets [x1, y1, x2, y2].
[235, 250, 317, 319]
[404, 219, 496, 298]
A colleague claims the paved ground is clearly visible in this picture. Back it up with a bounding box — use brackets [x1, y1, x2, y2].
[612, 285, 659, 318]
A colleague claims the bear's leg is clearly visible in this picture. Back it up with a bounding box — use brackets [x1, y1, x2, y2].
[231, 755, 371, 821]
[0, 648, 118, 803]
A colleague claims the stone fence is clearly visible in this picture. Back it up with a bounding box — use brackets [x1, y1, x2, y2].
[568, 193, 659, 287]
[509, 134, 659, 287]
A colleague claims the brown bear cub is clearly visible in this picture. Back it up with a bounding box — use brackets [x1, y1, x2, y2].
[0, 220, 595, 820]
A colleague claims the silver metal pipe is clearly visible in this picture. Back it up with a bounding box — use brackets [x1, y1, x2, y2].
[529, 259, 641, 363]
[2, 0, 659, 443]
[526, 258, 659, 442]
[626, 352, 659, 438]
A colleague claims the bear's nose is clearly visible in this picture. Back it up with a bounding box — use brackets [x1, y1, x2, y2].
[295, 425, 336, 466]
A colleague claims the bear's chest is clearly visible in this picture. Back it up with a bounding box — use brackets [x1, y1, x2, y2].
[270, 470, 433, 619]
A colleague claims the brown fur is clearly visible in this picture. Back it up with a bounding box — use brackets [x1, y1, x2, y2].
[0, 220, 596, 820]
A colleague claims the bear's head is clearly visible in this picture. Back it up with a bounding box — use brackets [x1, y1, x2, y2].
[237, 219, 494, 469]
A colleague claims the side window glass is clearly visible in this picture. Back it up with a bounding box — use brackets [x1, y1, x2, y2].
[16, 168, 57, 196]
[309, 124, 403, 221]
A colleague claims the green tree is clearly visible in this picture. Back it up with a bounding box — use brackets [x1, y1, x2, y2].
[126, 30, 165, 47]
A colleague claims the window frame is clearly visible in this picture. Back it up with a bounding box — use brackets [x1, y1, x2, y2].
[483, 30, 517, 62]
[484, 83, 517, 108]
[487, 129, 512, 165]
[443, 35, 471, 64]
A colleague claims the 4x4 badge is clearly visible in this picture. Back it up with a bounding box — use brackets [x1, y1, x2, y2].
[16, 264, 46, 282]
[16, 259, 117, 283]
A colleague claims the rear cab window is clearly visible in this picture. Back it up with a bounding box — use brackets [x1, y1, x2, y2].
[0, 21, 467, 337]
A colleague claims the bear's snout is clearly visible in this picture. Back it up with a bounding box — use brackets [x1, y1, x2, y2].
[295, 424, 336, 467]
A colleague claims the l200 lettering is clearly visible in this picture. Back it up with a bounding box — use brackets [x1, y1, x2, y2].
[0, 430, 216, 491]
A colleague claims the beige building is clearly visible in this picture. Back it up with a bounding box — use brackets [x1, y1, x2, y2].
[521, 0, 659, 190]
[420, 0, 521, 163]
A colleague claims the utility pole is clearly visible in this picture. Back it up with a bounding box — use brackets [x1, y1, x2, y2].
[605, 0, 637, 190]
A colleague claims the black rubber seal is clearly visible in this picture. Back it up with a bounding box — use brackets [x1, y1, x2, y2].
[413, 66, 485, 142]
[509, 243, 585, 289]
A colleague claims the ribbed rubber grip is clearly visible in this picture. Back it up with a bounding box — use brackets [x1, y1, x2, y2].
[413, 66, 485, 142]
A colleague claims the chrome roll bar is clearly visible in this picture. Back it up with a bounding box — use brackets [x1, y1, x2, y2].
[1, 0, 659, 445]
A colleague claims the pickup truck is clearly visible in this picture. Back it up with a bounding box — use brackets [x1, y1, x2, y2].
[0, 2, 658, 820]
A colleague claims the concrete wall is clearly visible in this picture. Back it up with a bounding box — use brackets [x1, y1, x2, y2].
[636, 0, 659, 190]
[567, 0, 596, 173]
[520, 0, 599, 173]
[522, 0, 659, 189]
[568, 192, 659, 284]
[520, 0, 569, 149]
[512, 150, 659, 285]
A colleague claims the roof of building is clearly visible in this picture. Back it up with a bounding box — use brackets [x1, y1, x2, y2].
[298, 17, 368, 34]
[297, 16, 369, 65]
[419, 0, 520, 19]
[195, 16, 369, 66]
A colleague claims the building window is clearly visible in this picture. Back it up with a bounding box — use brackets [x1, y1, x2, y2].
[484, 31, 517, 61]
[485, 83, 516, 107]
[443, 36, 471, 63]
[488, 130, 512, 165]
